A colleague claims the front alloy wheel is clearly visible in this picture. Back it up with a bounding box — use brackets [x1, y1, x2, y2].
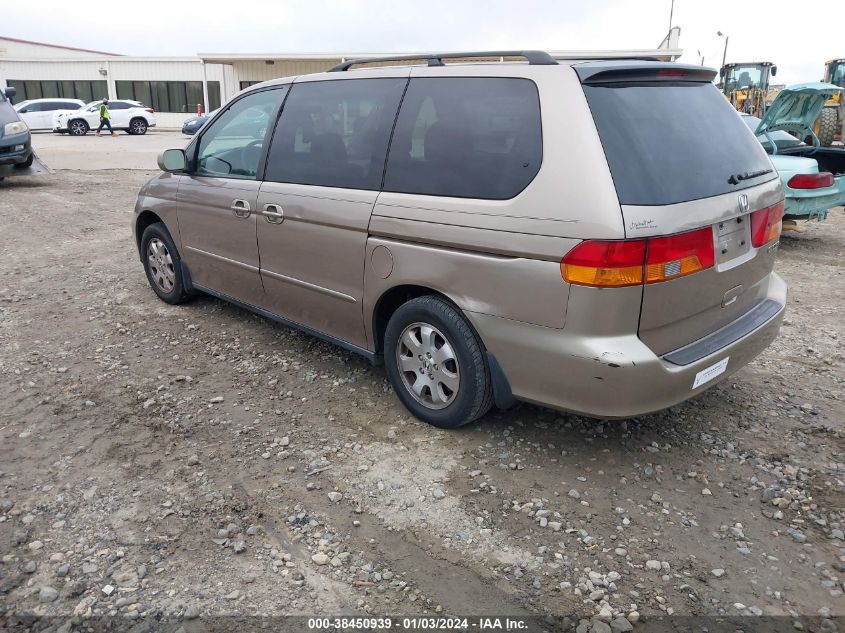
[68, 120, 88, 136]
[147, 237, 175, 293]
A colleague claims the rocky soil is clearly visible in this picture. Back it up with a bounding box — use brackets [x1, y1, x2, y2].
[0, 172, 843, 632]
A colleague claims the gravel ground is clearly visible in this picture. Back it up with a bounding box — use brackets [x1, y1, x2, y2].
[0, 171, 843, 632]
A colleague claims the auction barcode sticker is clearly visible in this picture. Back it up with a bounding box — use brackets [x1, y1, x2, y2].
[692, 357, 729, 389]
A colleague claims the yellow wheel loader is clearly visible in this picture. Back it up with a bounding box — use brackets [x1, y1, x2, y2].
[719, 61, 778, 118]
[814, 59, 844, 147]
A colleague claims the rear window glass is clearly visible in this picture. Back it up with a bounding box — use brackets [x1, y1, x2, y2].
[383, 78, 542, 200]
[583, 82, 777, 206]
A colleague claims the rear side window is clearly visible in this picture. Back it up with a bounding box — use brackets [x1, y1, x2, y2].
[583, 82, 776, 206]
[265, 78, 406, 190]
[384, 78, 542, 200]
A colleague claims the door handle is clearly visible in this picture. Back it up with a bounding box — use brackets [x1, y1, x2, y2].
[230, 199, 251, 218]
[261, 203, 285, 224]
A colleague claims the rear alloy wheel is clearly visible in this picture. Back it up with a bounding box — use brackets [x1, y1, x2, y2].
[384, 296, 493, 428]
[68, 119, 89, 136]
[129, 118, 148, 135]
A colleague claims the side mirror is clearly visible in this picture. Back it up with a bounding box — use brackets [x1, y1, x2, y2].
[771, 66, 777, 77]
[3, 86, 16, 99]
[158, 148, 187, 172]
[17, 107, 28, 113]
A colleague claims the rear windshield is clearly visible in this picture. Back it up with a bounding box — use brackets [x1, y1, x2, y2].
[583, 82, 777, 206]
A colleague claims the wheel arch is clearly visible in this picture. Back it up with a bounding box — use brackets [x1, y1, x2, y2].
[135, 210, 164, 257]
[371, 284, 453, 356]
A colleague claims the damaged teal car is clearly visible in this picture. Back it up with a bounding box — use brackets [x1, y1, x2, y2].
[740, 82, 845, 223]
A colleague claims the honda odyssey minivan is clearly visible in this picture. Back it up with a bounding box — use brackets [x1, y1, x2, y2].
[133, 51, 786, 428]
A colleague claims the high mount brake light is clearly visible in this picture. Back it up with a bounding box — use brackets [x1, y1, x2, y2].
[750, 200, 785, 247]
[561, 227, 716, 288]
[656, 69, 686, 79]
[787, 172, 834, 189]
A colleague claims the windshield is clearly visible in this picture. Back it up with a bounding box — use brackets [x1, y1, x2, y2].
[829, 63, 845, 88]
[725, 65, 766, 92]
[584, 81, 776, 205]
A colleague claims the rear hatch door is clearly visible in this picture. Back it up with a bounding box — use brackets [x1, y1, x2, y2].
[578, 62, 784, 358]
[754, 81, 842, 147]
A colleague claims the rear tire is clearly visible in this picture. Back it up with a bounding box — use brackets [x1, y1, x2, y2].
[68, 119, 89, 136]
[129, 118, 148, 135]
[384, 296, 493, 429]
[140, 223, 191, 305]
[816, 107, 837, 147]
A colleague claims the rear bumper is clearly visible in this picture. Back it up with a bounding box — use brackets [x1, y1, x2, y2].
[466, 273, 787, 419]
[783, 177, 845, 219]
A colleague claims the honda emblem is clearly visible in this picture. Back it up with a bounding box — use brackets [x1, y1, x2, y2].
[738, 194, 749, 213]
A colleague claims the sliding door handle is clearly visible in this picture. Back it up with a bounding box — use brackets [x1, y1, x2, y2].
[261, 203, 285, 224]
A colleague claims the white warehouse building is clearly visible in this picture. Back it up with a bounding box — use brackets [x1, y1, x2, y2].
[0, 32, 682, 128]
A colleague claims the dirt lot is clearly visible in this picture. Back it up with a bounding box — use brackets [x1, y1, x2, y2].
[0, 170, 843, 632]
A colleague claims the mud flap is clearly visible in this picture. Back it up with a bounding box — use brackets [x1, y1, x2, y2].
[487, 352, 516, 410]
[0, 153, 53, 179]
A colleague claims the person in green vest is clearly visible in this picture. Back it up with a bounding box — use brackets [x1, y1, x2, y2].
[95, 99, 115, 137]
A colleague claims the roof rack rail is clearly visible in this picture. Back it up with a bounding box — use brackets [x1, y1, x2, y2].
[328, 50, 558, 72]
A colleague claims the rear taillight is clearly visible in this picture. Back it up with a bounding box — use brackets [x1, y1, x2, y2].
[750, 200, 785, 247]
[645, 227, 715, 283]
[561, 240, 646, 287]
[561, 227, 715, 288]
[145, 108, 155, 114]
[787, 172, 833, 189]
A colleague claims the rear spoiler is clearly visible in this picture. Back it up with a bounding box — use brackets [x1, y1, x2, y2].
[574, 61, 717, 85]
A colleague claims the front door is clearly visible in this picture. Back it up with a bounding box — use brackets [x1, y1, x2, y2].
[177, 86, 287, 304]
[256, 76, 407, 348]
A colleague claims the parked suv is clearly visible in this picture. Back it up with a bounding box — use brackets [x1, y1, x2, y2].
[133, 51, 787, 428]
[14, 98, 85, 131]
[54, 100, 156, 135]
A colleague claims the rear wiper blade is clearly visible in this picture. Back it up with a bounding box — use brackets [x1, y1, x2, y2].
[728, 168, 773, 185]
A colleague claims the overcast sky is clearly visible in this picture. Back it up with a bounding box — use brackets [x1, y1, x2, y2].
[4, 0, 842, 85]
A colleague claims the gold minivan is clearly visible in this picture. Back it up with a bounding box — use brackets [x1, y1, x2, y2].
[133, 51, 786, 428]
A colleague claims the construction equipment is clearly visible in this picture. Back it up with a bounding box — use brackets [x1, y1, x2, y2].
[814, 58, 845, 146]
[719, 61, 778, 117]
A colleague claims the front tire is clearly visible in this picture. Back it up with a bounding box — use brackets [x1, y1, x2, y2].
[129, 118, 148, 135]
[384, 296, 492, 428]
[15, 152, 34, 169]
[140, 223, 191, 305]
[68, 119, 89, 136]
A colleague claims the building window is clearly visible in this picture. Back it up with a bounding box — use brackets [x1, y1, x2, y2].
[6, 80, 107, 104]
[116, 80, 213, 113]
[207, 81, 221, 111]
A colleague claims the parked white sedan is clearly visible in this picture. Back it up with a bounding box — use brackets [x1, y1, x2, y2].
[14, 98, 85, 131]
[53, 100, 157, 136]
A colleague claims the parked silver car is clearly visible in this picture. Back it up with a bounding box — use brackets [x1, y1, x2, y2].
[132, 51, 787, 428]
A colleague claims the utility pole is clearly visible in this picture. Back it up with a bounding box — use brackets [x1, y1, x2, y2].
[718, 32, 729, 69]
